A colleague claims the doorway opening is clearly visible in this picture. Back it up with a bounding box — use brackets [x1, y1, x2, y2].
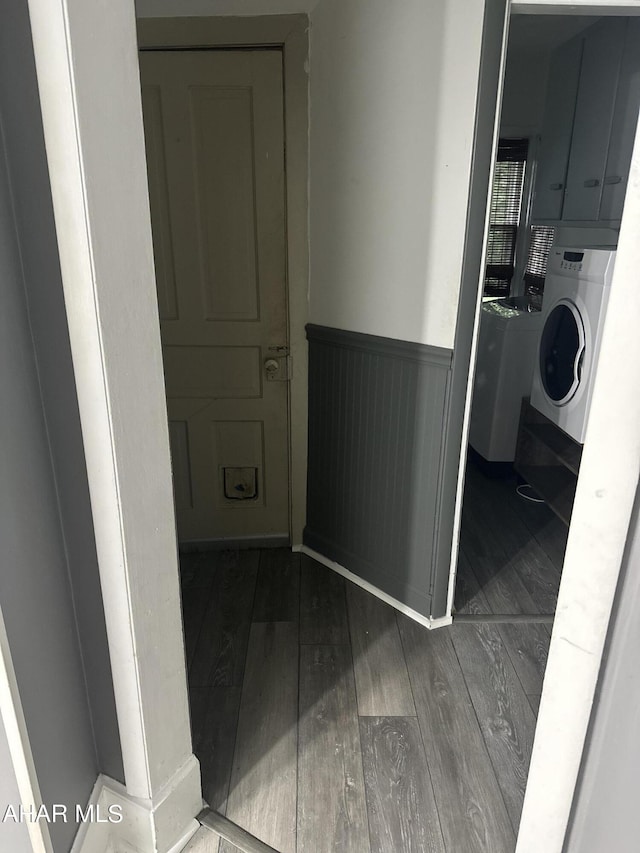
[452, 5, 640, 841]
[135, 8, 640, 853]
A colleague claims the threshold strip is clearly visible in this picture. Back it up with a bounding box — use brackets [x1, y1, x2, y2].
[197, 809, 280, 853]
[453, 613, 554, 624]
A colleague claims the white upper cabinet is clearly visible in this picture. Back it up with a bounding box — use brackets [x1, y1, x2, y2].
[533, 36, 583, 221]
[600, 18, 640, 221]
[533, 16, 640, 224]
[562, 18, 626, 221]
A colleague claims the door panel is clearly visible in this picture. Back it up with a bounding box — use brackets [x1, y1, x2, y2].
[190, 86, 260, 321]
[162, 345, 262, 399]
[140, 50, 289, 542]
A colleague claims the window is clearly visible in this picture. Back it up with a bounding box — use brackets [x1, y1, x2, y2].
[484, 138, 528, 296]
[524, 225, 555, 309]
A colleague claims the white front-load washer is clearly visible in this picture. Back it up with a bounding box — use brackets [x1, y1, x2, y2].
[530, 246, 616, 444]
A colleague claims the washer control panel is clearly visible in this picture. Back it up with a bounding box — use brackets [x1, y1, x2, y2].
[548, 246, 616, 285]
[560, 250, 583, 272]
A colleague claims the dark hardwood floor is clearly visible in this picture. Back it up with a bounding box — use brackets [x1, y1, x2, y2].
[181, 462, 568, 853]
[456, 463, 568, 717]
[457, 462, 568, 613]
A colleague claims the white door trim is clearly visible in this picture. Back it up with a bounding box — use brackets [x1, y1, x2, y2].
[449, 4, 640, 852]
[137, 15, 310, 547]
[26, 0, 202, 849]
[515, 94, 640, 853]
[0, 606, 53, 853]
[70, 767, 201, 853]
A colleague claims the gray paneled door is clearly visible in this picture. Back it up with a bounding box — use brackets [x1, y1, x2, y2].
[140, 50, 290, 543]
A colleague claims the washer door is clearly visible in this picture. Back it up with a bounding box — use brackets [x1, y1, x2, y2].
[539, 299, 586, 406]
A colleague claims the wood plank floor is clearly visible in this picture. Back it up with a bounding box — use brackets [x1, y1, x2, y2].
[181, 472, 566, 853]
[457, 462, 568, 615]
[180, 462, 567, 852]
[455, 462, 568, 717]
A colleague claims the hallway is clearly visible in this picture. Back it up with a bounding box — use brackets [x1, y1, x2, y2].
[181, 506, 563, 852]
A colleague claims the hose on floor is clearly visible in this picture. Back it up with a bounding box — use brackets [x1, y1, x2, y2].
[516, 483, 546, 503]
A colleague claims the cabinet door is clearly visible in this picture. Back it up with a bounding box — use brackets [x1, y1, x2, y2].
[532, 36, 583, 222]
[600, 18, 640, 222]
[563, 18, 627, 221]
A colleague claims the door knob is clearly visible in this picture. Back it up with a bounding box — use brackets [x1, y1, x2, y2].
[263, 355, 290, 382]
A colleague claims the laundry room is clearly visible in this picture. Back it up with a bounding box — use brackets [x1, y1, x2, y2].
[455, 11, 640, 700]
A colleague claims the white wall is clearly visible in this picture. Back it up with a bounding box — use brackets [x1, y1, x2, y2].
[309, 0, 486, 349]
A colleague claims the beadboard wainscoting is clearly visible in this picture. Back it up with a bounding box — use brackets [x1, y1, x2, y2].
[305, 324, 453, 619]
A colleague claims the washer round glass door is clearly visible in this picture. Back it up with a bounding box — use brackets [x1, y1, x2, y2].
[539, 299, 586, 405]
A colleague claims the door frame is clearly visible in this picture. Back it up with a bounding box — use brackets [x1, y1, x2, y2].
[25, 1, 640, 851]
[137, 15, 310, 547]
[446, 2, 640, 851]
[26, 0, 203, 847]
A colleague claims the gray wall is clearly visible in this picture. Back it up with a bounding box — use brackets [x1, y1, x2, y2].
[305, 325, 452, 618]
[563, 486, 640, 853]
[0, 1, 124, 848]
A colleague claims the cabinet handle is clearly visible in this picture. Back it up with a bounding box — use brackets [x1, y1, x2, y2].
[583, 178, 600, 188]
[549, 183, 563, 190]
[604, 175, 622, 185]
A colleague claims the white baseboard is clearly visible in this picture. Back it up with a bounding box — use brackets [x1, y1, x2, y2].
[180, 534, 289, 551]
[299, 545, 453, 630]
[165, 820, 200, 853]
[70, 776, 124, 853]
[72, 755, 201, 853]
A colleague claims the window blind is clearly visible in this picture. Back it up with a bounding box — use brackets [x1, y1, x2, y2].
[525, 225, 555, 307]
[484, 138, 528, 296]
